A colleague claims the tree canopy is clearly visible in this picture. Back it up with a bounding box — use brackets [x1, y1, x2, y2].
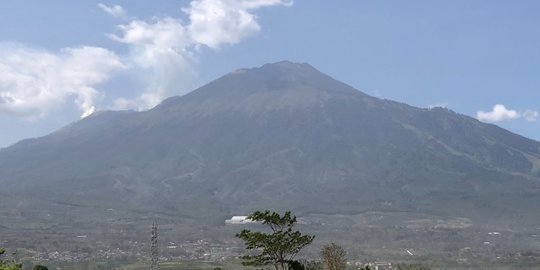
[0, 249, 21, 270]
[0, 248, 47, 270]
[321, 243, 346, 270]
[237, 210, 315, 270]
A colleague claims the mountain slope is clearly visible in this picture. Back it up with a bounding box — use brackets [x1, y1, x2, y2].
[1, 61, 540, 223]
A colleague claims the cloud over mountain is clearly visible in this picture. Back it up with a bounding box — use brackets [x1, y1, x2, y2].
[0, 44, 124, 118]
[109, 0, 293, 110]
[0, 0, 292, 118]
[185, 0, 293, 49]
[477, 104, 538, 123]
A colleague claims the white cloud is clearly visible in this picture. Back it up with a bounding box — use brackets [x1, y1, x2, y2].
[477, 104, 519, 122]
[1, 0, 291, 118]
[108, 0, 293, 110]
[476, 104, 538, 123]
[523, 110, 539, 122]
[98, 3, 127, 18]
[184, 0, 292, 49]
[109, 17, 195, 109]
[0, 44, 125, 118]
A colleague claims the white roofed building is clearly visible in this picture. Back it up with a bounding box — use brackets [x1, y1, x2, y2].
[225, 216, 254, 224]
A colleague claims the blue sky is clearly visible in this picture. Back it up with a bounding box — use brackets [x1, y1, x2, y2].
[0, 0, 539, 147]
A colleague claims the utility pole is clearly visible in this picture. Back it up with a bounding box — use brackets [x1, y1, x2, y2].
[151, 221, 159, 270]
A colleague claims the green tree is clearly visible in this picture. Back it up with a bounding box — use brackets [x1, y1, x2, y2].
[33, 265, 48, 270]
[0, 248, 22, 270]
[320, 243, 346, 270]
[236, 210, 315, 270]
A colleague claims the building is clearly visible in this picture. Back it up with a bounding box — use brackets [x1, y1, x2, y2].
[225, 216, 254, 224]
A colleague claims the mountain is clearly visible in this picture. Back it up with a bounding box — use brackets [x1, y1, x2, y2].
[2, 62, 540, 258]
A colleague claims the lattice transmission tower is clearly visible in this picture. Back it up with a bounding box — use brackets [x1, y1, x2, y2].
[151, 221, 159, 270]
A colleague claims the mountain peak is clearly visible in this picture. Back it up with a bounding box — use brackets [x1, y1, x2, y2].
[219, 60, 362, 95]
[156, 61, 366, 112]
[261, 60, 315, 70]
[229, 60, 319, 79]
